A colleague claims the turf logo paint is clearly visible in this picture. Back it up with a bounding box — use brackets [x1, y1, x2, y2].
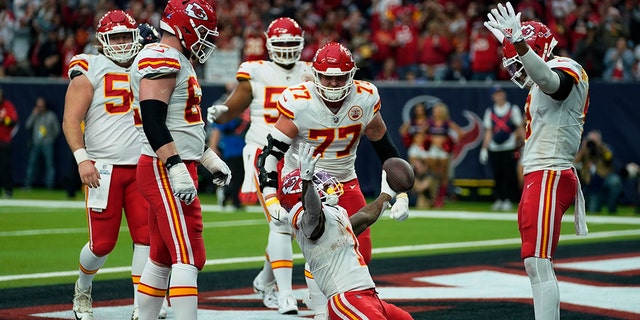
[15, 253, 640, 320]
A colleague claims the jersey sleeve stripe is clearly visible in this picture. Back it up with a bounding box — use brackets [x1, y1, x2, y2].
[69, 59, 89, 72]
[291, 205, 304, 230]
[555, 67, 579, 83]
[373, 99, 381, 113]
[236, 71, 251, 80]
[276, 101, 294, 119]
[138, 57, 181, 71]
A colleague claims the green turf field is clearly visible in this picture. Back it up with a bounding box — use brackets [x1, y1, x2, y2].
[2, 188, 639, 290]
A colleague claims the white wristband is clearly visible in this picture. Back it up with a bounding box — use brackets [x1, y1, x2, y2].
[73, 148, 90, 165]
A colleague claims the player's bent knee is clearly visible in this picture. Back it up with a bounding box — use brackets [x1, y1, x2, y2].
[268, 219, 292, 234]
[524, 257, 555, 285]
[91, 241, 117, 257]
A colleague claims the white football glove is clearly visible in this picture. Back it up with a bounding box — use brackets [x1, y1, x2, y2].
[479, 148, 489, 165]
[485, 2, 523, 44]
[390, 193, 410, 221]
[380, 170, 397, 198]
[299, 143, 320, 180]
[483, 19, 505, 44]
[201, 148, 232, 186]
[206, 104, 229, 123]
[168, 162, 197, 205]
[266, 197, 288, 226]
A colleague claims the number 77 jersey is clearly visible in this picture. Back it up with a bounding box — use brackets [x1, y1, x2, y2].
[276, 80, 381, 182]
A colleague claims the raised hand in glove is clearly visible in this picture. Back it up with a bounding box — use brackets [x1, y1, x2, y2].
[390, 193, 410, 221]
[201, 148, 232, 186]
[206, 104, 229, 123]
[485, 2, 522, 44]
[168, 162, 197, 205]
[299, 143, 320, 180]
[479, 148, 489, 165]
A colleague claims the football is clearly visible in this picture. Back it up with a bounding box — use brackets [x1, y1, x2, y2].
[382, 157, 415, 193]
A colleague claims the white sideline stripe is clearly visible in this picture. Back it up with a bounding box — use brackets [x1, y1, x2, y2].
[0, 220, 266, 237]
[1, 229, 640, 283]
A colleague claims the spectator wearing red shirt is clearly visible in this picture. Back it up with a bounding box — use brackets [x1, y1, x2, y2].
[418, 21, 453, 81]
[370, 16, 396, 79]
[0, 88, 18, 198]
[392, 7, 419, 80]
[469, 22, 501, 81]
[242, 22, 267, 61]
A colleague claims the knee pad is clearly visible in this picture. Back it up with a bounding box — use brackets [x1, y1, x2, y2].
[524, 257, 556, 285]
[269, 218, 292, 234]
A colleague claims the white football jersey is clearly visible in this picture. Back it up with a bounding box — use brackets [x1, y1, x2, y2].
[290, 202, 375, 297]
[130, 43, 206, 160]
[67, 54, 141, 165]
[277, 80, 381, 182]
[521, 57, 589, 174]
[237, 60, 312, 146]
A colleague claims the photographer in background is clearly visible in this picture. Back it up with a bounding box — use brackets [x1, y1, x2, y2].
[575, 130, 623, 214]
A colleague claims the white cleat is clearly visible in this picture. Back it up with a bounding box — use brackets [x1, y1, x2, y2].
[278, 294, 299, 315]
[131, 306, 138, 320]
[158, 298, 169, 319]
[72, 281, 94, 320]
[491, 200, 503, 211]
[501, 199, 513, 211]
[253, 276, 278, 309]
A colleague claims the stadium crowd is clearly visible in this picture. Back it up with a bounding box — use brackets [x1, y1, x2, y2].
[0, 0, 639, 82]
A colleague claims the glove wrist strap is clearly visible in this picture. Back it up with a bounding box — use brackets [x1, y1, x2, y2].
[165, 155, 182, 169]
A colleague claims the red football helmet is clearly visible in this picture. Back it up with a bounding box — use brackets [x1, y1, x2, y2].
[265, 17, 304, 65]
[502, 21, 558, 88]
[278, 168, 344, 211]
[312, 42, 357, 102]
[160, 0, 219, 63]
[96, 10, 140, 63]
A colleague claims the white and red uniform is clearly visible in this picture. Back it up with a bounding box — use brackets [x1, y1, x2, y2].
[67, 53, 149, 255]
[277, 80, 381, 264]
[519, 57, 589, 259]
[130, 43, 207, 269]
[236, 60, 312, 203]
[290, 203, 413, 320]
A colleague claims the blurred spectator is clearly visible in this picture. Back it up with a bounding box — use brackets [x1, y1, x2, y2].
[375, 56, 400, 81]
[24, 96, 60, 189]
[418, 20, 453, 81]
[602, 36, 635, 81]
[0, 87, 18, 198]
[469, 21, 501, 81]
[399, 102, 429, 151]
[391, 6, 419, 80]
[479, 85, 524, 212]
[36, 28, 62, 77]
[575, 130, 623, 214]
[409, 153, 437, 209]
[241, 21, 267, 61]
[208, 108, 248, 209]
[572, 23, 607, 79]
[424, 102, 464, 208]
[370, 16, 395, 78]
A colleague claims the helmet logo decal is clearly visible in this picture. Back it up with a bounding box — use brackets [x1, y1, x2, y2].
[186, 3, 208, 20]
[348, 106, 363, 121]
[521, 24, 536, 40]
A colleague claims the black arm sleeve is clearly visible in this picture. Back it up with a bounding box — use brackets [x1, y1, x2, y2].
[549, 69, 574, 101]
[371, 131, 400, 164]
[140, 99, 173, 152]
